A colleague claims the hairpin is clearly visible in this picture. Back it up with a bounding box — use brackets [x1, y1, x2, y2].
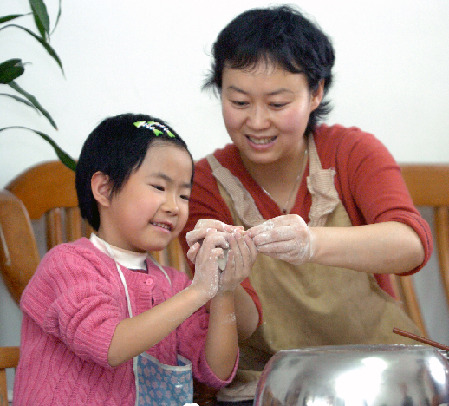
[133, 120, 175, 138]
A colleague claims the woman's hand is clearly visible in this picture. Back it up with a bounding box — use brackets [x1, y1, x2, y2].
[190, 230, 229, 300]
[218, 231, 258, 293]
[248, 214, 315, 265]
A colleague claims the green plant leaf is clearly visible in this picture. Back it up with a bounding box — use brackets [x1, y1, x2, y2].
[0, 14, 27, 24]
[9, 81, 57, 129]
[1, 2, 70, 172]
[0, 93, 35, 109]
[0, 59, 25, 84]
[51, 0, 62, 35]
[0, 126, 76, 171]
[0, 24, 64, 73]
[29, 0, 50, 40]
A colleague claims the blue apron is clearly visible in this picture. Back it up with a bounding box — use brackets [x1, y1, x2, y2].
[102, 241, 194, 406]
[137, 352, 193, 405]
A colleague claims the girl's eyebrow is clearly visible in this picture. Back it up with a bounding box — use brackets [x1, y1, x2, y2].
[151, 172, 192, 189]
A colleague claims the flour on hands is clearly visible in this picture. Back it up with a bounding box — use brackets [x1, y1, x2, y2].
[190, 230, 229, 300]
[248, 214, 315, 265]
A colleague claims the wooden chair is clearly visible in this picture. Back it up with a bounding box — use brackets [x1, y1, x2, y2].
[0, 346, 20, 406]
[0, 160, 91, 304]
[391, 164, 449, 337]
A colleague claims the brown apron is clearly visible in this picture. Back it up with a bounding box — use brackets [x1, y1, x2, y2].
[206, 136, 420, 401]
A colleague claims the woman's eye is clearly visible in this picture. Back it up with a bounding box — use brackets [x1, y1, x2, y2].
[152, 185, 165, 191]
[180, 194, 190, 201]
[270, 102, 288, 109]
[231, 100, 249, 107]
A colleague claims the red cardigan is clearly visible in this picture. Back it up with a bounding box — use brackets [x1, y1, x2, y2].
[180, 124, 432, 312]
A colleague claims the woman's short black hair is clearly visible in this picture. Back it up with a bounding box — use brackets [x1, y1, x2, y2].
[204, 5, 335, 135]
[75, 113, 193, 231]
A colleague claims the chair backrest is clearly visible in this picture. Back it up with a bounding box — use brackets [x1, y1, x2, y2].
[6, 159, 89, 248]
[0, 160, 89, 304]
[0, 160, 189, 306]
[391, 164, 449, 337]
[0, 346, 20, 406]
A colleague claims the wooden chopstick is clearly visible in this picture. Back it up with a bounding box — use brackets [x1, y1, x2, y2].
[393, 327, 449, 351]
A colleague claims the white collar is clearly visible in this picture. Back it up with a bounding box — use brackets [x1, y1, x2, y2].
[90, 233, 147, 270]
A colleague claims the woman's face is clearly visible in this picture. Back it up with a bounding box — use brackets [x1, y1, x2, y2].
[221, 64, 323, 166]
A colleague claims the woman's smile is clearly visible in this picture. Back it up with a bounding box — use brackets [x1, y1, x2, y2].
[245, 135, 278, 151]
[246, 135, 277, 145]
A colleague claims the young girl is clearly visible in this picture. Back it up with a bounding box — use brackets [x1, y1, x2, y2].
[13, 113, 257, 405]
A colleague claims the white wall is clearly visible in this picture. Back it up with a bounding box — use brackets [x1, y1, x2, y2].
[1, 0, 449, 186]
[1, 0, 449, 390]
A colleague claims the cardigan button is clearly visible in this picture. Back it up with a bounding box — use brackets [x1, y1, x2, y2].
[145, 278, 154, 286]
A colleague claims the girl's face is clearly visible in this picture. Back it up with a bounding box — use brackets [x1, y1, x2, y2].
[98, 143, 192, 253]
[221, 64, 323, 167]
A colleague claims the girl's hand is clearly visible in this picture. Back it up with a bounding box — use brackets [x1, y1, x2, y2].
[186, 219, 243, 264]
[218, 231, 258, 293]
[247, 214, 315, 265]
[190, 230, 229, 300]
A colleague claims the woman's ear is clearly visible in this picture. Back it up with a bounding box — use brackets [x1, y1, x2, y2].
[91, 171, 112, 207]
[310, 80, 324, 111]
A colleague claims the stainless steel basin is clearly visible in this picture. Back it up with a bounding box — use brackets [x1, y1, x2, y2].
[253, 344, 449, 405]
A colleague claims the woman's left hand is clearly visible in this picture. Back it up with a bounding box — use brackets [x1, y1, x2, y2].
[247, 214, 315, 265]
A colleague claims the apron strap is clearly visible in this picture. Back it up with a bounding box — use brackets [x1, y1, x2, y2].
[206, 154, 265, 228]
[148, 254, 172, 286]
[306, 136, 340, 227]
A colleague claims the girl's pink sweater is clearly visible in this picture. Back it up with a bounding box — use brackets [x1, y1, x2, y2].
[13, 238, 235, 405]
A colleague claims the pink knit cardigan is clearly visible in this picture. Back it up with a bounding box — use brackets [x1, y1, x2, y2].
[13, 238, 236, 405]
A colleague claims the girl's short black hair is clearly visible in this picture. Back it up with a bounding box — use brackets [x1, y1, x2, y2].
[75, 113, 193, 231]
[204, 5, 335, 135]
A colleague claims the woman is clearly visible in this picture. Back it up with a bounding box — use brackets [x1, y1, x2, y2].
[180, 5, 433, 405]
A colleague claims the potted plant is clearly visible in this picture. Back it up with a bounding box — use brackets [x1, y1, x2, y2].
[0, 0, 76, 171]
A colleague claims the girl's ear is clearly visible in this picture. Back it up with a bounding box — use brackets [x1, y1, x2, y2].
[91, 171, 113, 207]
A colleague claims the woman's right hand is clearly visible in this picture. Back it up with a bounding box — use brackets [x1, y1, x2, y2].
[190, 230, 229, 300]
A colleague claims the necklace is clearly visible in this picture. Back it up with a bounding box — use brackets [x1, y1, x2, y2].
[261, 148, 308, 214]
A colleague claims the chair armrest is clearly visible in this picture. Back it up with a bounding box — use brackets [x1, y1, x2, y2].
[0, 190, 40, 305]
